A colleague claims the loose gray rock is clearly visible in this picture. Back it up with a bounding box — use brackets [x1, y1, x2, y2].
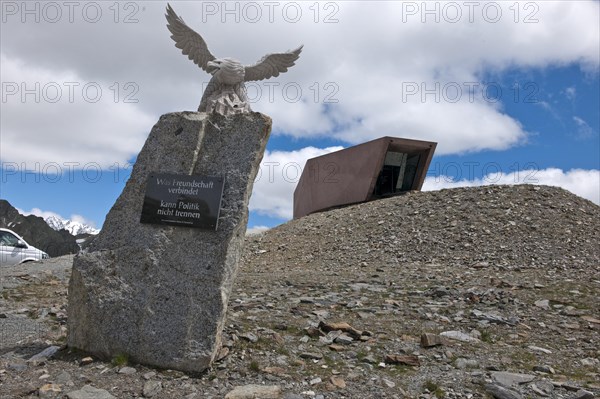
[299, 352, 323, 360]
[361, 355, 378, 364]
[533, 365, 555, 374]
[240, 333, 259, 343]
[334, 333, 354, 345]
[117, 366, 136, 375]
[491, 371, 535, 387]
[143, 380, 162, 398]
[532, 381, 554, 395]
[485, 383, 523, 399]
[143, 371, 156, 380]
[455, 358, 479, 369]
[534, 299, 550, 310]
[8, 362, 27, 372]
[66, 385, 116, 399]
[440, 330, 480, 342]
[382, 378, 396, 388]
[67, 112, 271, 373]
[27, 346, 60, 363]
[39, 383, 62, 398]
[571, 389, 594, 399]
[529, 381, 554, 397]
[224, 384, 282, 399]
[421, 333, 444, 347]
[55, 370, 74, 386]
[528, 345, 552, 354]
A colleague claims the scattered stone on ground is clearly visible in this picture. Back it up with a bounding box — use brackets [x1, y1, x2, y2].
[1, 185, 599, 398]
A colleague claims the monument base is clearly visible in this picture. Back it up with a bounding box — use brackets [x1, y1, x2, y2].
[67, 111, 271, 373]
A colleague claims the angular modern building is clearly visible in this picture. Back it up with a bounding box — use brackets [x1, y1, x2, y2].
[293, 137, 437, 219]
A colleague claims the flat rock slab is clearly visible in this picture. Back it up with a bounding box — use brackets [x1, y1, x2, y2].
[491, 371, 536, 387]
[440, 330, 480, 343]
[66, 385, 116, 399]
[485, 383, 523, 399]
[67, 112, 271, 373]
[224, 384, 282, 399]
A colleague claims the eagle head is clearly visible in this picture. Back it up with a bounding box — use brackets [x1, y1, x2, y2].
[207, 58, 245, 85]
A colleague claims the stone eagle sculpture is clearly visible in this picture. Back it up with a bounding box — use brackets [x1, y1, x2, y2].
[166, 4, 303, 115]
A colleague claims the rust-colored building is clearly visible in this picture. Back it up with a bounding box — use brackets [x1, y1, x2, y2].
[293, 137, 437, 219]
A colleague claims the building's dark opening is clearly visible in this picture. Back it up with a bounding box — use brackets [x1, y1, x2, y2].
[373, 152, 422, 197]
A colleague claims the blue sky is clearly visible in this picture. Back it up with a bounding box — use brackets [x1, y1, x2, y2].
[1, 1, 599, 232]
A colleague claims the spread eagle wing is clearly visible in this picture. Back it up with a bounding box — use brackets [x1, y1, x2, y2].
[244, 45, 303, 82]
[165, 4, 215, 74]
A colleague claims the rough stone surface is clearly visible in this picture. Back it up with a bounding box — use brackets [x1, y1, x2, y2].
[67, 112, 271, 373]
[66, 385, 116, 399]
[118, 366, 136, 375]
[440, 330, 480, 342]
[224, 384, 282, 399]
[39, 383, 62, 397]
[571, 389, 594, 399]
[491, 371, 536, 387]
[142, 380, 162, 397]
[27, 345, 60, 362]
[485, 383, 523, 399]
[420, 332, 444, 347]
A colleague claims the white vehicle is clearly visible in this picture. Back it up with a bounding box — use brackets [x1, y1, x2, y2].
[0, 228, 50, 266]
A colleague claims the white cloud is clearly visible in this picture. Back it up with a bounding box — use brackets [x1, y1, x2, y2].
[249, 146, 344, 219]
[423, 168, 600, 205]
[1, 1, 598, 164]
[1, 53, 155, 168]
[16, 207, 60, 220]
[565, 87, 577, 100]
[246, 225, 270, 236]
[573, 116, 595, 139]
[16, 207, 98, 228]
[70, 214, 96, 227]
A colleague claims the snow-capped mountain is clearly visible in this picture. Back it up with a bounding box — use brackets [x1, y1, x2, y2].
[45, 216, 100, 236]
